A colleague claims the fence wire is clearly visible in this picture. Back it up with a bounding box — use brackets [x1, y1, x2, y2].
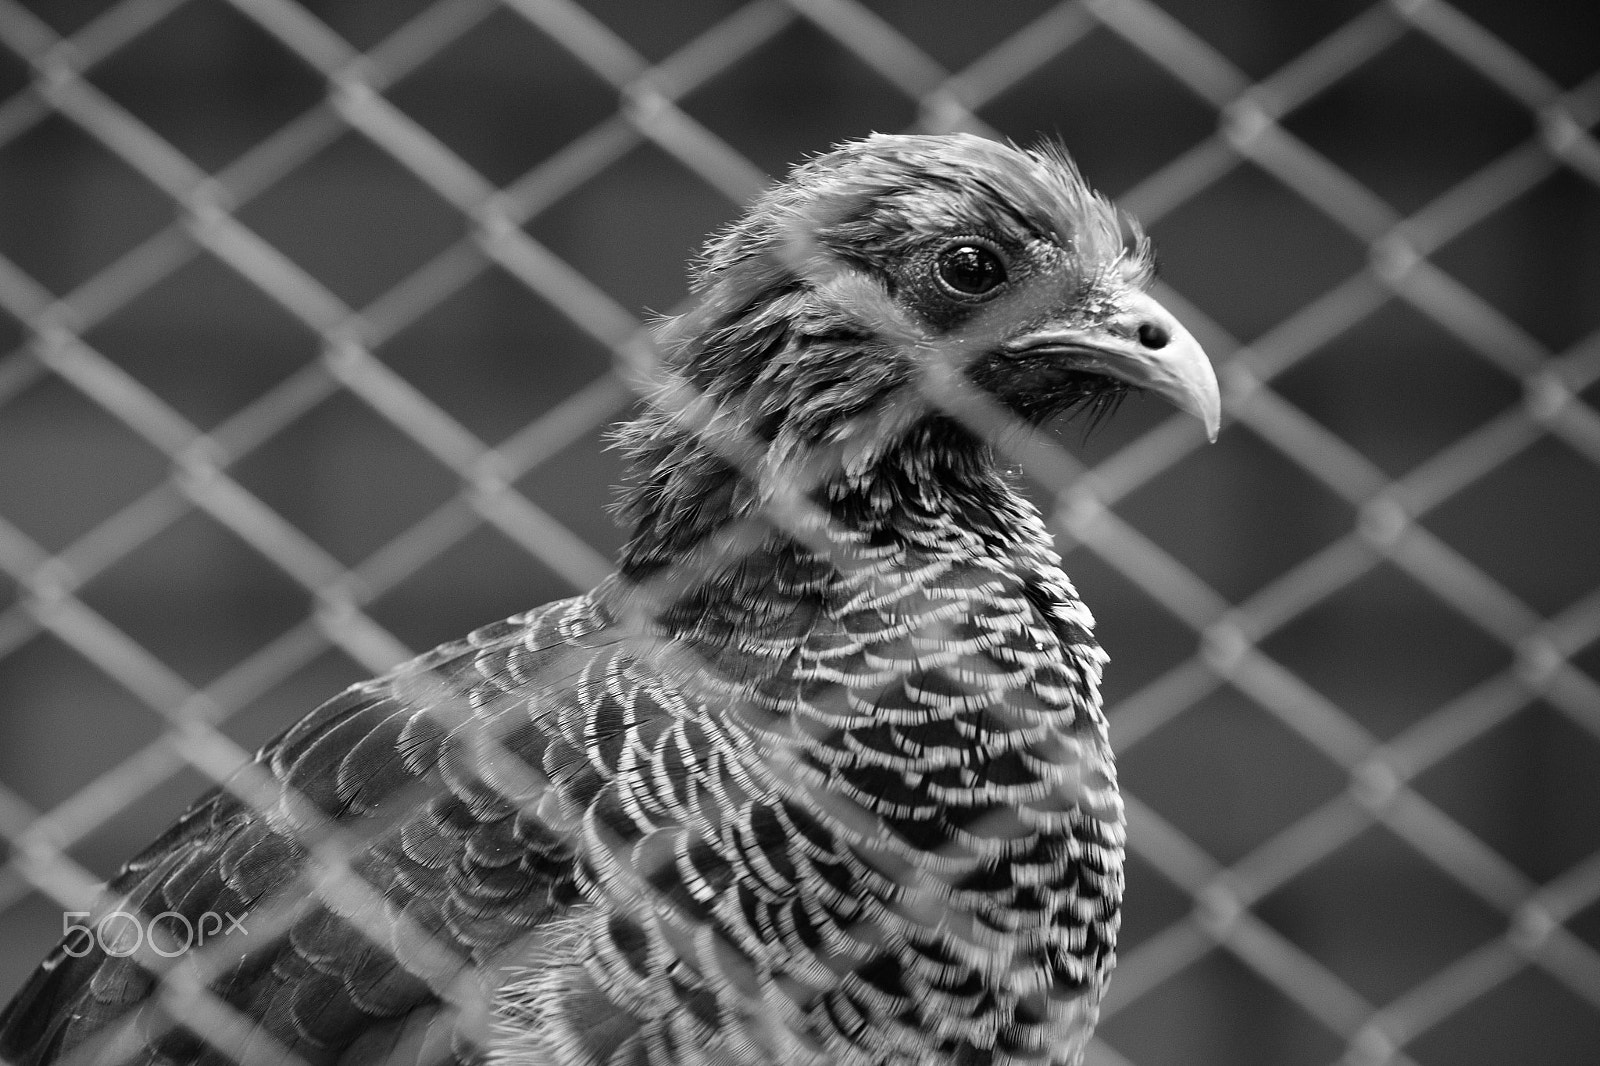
[0, 1, 1596, 1064]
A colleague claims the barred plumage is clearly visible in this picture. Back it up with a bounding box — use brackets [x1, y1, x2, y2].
[0, 133, 1218, 1066]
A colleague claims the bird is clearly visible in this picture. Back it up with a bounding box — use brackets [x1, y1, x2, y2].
[0, 132, 1219, 1066]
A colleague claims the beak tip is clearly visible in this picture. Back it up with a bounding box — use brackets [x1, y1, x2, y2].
[1174, 368, 1221, 443]
[1178, 348, 1221, 443]
[1187, 397, 1221, 442]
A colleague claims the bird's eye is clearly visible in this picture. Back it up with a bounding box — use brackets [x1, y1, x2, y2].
[935, 242, 1007, 298]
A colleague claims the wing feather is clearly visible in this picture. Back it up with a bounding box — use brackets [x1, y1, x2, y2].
[0, 596, 650, 1066]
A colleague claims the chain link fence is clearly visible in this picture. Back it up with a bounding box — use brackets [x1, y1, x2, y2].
[0, 0, 1596, 1063]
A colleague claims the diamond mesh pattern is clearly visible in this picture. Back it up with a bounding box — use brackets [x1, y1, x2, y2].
[0, 1, 1597, 1063]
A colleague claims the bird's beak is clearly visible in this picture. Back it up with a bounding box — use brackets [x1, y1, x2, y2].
[1004, 290, 1221, 441]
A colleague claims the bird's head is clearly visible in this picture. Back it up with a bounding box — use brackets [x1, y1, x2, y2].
[618, 134, 1218, 572]
[656, 133, 1219, 451]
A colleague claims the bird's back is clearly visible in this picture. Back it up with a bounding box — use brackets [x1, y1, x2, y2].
[0, 593, 620, 1066]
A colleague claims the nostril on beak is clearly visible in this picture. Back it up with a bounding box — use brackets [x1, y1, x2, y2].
[1137, 322, 1170, 349]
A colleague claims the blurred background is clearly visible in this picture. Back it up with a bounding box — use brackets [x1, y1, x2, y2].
[0, 1, 1597, 1063]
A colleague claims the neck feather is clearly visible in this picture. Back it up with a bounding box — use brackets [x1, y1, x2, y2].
[615, 386, 1042, 588]
[609, 284, 1061, 617]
